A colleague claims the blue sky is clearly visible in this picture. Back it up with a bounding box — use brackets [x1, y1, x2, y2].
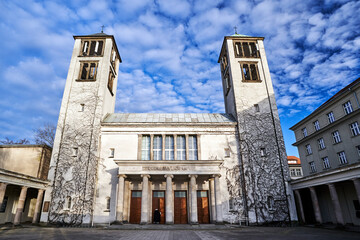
[0, 0, 359, 157]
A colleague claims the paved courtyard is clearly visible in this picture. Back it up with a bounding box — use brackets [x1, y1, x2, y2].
[0, 226, 359, 240]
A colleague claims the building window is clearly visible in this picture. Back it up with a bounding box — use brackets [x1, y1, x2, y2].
[153, 135, 163, 160]
[309, 162, 316, 173]
[165, 136, 174, 160]
[109, 148, 114, 158]
[240, 62, 260, 81]
[234, 41, 259, 58]
[305, 144, 312, 155]
[295, 169, 302, 176]
[338, 151, 347, 164]
[332, 131, 341, 143]
[111, 48, 117, 69]
[81, 40, 104, 56]
[141, 135, 150, 160]
[302, 128, 308, 138]
[322, 157, 330, 169]
[313, 120, 320, 131]
[267, 196, 275, 210]
[327, 111, 335, 123]
[65, 196, 71, 209]
[343, 101, 353, 115]
[290, 169, 296, 177]
[79, 62, 98, 80]
[260, 148, 266, 157]
[188, 135, 198, 160]
[224, 72, 231, 95]
[221, 54, 228, 72]
[177, 135, 186, 160]
[72, 147, 78, 157]
[350, 122, 360, 136]
[254, 104, 260, 112]
[105, 197, 110, 211]
[318, 138, 325, 150]
[357, 146, 360, 157]
[224, 148, 230, 158]
[108, 68, 115, 95]
[79, 104, 85, 112]
[228, 197, 235, 211]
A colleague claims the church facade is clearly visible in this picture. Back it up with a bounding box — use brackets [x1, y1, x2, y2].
[40, 33, 296, 226]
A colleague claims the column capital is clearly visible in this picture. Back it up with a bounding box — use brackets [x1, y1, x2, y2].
[21, 186, 29, 190]
[141, 174, 151, 179]
[212, 174, 221, 178]
[0, 182, 8, 186]
[164, 174, 174, 179]
[118, 174, 127, 178]
[188, 174, 198, 179]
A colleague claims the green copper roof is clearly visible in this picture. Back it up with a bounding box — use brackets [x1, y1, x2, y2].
[231, 33, 249, 37]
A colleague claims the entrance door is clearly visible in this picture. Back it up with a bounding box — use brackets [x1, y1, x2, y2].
[174, 191, 187, 224]
[197, 190, 210, 224]
[129, 190, 141, 224]
[152, 191, 165, 224]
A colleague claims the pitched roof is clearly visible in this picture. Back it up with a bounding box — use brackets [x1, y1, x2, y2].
[103, 113, 236, 124]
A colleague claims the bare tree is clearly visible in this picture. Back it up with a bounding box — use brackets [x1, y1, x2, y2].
[0, 137, 30, 144]
[33, 123, 56, 147]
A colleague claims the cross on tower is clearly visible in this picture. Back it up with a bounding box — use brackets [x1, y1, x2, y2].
[101, 25, 105, 33]
[234, 26, 238, 34]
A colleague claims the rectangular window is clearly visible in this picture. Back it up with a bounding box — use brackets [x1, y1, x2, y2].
[132, 191, 142, 197]
[322, 157, 330, 169]
[109, 148, 114, 158]
[305, 144, 312, 155]
[108, 68, 115, 94]
[80, 104, 85, 112]
[141, 135, 150, 160]
[350, 122, 360, 136]
[176, 135, 186, 160]
[290, 169, 296, 176]
[343, 101, 353, 115]
[260, 148, 266, 157]
[188, 135, 198, 160]
[73, 147, 78, 157]
[327, 111, 335, 123]
[318, 138, 325, 150]
[111, 48, 117, 69]
[296, 169, 302, 176]
[309, 162, 316, 173]
[332, 131, 341, 143]
[224, 72, 231, 95]
[234, 41, 259, 58]
[81, 40, 104, 56]
[313, 120, 320, 131]
[240, 62, 260, 82]
[79, 62, 98, 80]
[153, 135, 162, 160]
[338, 151, 347, 164]
[221, 54, 228, 72]
[165, 136, 174, 160]
[254, 104, 260, 112]
[302, 128, 308, 137]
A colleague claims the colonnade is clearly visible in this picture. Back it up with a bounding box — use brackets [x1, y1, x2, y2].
[115, 174, 223, 224]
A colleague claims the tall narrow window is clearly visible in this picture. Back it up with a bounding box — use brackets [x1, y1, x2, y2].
[309, 162, 316, 173]
[327, 111, 335, 123]
[338, 151, 347, 164]
[343, 101, 353, 115]
[188, 135, 198, 160]
[356, 146, 360, 157]
[79, 62, 98, 80]
[240, 63, 260, 81]
[165, 136, 174, 160]
[109, 148, 114, 158]
[350, 122, 360, 136]
[234, 41, 259, 58]
[106, 197, 111, 211]
[260, 148, 266, 157]
[313, 120, 320, 131]
[322, 157, 330, 169]
[177, 135, 186, 160]
[267, 196, 274, 210]
[302, 128, 308, 137]
[332, 131, 341, 143]
[66, 196, 71, 209]
[81, 40, 104, 56]
[141, 135, 150, 160]
[153, 135, 162, 160]
[254, 104, 260, 112]
[318, 138, 325, 150]
[305, 144, 312, 155]
[224, 72, 231, 95]
[108, 68, 115, 94]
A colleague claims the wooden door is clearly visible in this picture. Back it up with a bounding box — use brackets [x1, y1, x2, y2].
[174, 191, 187, 224]
[129, 191, 141, 224]
[152, 191, 165, 224]
[197, 190, 210, 224]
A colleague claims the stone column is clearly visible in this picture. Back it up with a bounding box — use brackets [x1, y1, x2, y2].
[0, 183, 8, 207]
[213, 174, 223, 224]
[294, 190, 305, 223]
[309, 187, 322, 224]
[32, 189, 44, 224]
[116, 174, 127, 222]
[165, 174, 174, 224]
[328, 183, 345, 225]
[14, 186, 28, 225]
[352, 178, 360, 202]
[140, 174, 150, 224]
[189, 174, 198, 224]
[209, 178, 216, 223]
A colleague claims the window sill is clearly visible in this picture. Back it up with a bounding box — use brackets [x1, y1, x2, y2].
[351, 134, 360, 138]
[104, 209, 110, 212]
[318, 147, 326, 151]
[76, 79, 96, 82]
[242, 80, 262, 83]
[78, 54, 104, 57]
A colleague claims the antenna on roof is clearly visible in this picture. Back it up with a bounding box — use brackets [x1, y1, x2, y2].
[234, 26, 238, 34]
[101, 25, 105, 33]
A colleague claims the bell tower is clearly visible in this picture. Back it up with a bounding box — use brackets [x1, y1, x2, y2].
[218, 34, 295, 223]
[41, 33, 121, 225]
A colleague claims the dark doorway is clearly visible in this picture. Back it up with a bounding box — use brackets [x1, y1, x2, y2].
[152, 191, 165, 224]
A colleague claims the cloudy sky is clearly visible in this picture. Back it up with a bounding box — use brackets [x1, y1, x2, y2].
[0, 0, 359, 157]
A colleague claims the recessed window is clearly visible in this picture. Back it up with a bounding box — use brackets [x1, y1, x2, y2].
[81, 40, 104, 56]
[309, 161, 316, 173]
[338, 151, 347, 164]
[350, 122, 360, 136]
[111, 48, 117, 69]
[177, 135, 186, 160]
[224, 148, 230, 158]
[313, 120, 320, 131]
[240, 62, 260, 82]
[153, 135, 163, 160]
[165, 136, 174, 160]
[108, 68, 115, 94]
[109, 148, 114, 158]
[302, 128, 308, 138]
[327, 111, 335, 123]
[332, 131, 341, 143]
[65, 196, 71, 209]
[229, 197, 234, 211]
[105, 197, 110, 211]
[73, 147, 78, 157]
[79, 104, 85, 112]
[295, 169, 302, 176]
[290, 169, 296, 176]
[260, 148, 266, 157]
[221, 54, 228, 72]
[267, 196, 274, 210]
[254, 104, 260, 112]
[188, 136, 198, 160]
[141, 135, 151, 160]
[318, 138, 325, 150]
[234, 41, 259, 58]
[224, 72, 231, 95]
[305, 144, 312, 155]
[79, 62, 98, 80]
[322, 156, 330, 169]
[343, 101, 353, 115]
